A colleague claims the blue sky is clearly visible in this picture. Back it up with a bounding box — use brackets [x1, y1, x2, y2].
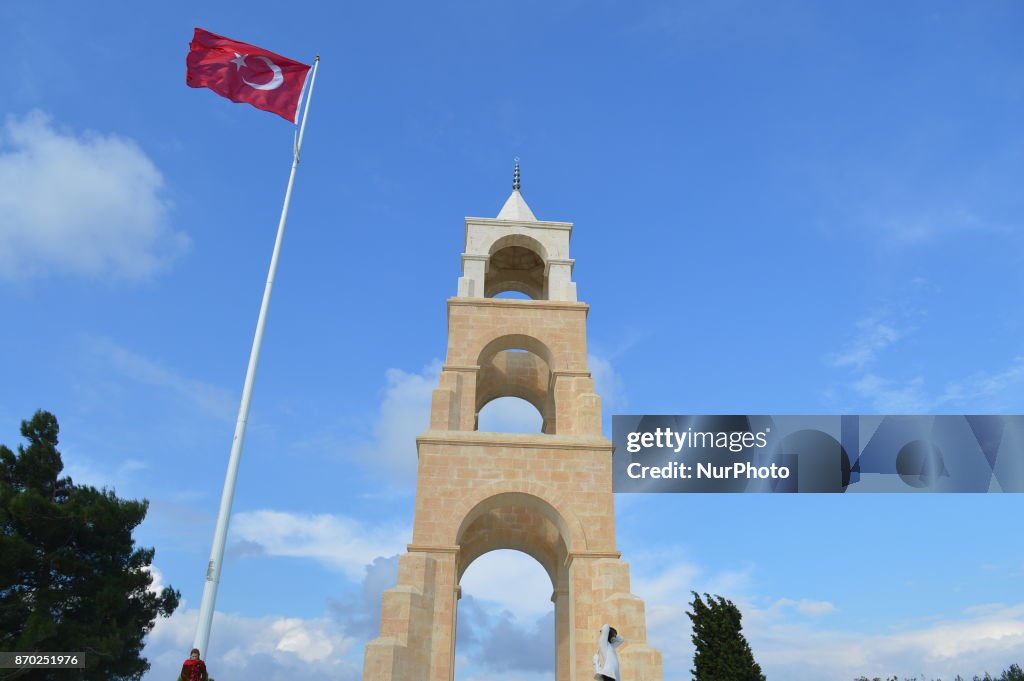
[2, 1, 1023, 680]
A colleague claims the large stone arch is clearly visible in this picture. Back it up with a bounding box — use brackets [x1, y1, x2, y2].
[453, 490, 574, 681]
[449, 482, 588, 554]
[455, 493, 569, 585]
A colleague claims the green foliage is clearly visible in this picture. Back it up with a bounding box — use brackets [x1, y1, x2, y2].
[687, 592, 766, 681]
[1001, 664, 1024, 681]
[0, 411, 180, 680]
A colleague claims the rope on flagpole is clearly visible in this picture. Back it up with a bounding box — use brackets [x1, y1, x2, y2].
[193, 54, 321, 660]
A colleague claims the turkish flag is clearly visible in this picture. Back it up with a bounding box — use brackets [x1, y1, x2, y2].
[186, 28, 311, 122]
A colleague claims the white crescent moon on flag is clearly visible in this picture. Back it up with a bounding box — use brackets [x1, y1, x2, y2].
[241, 56, 284, 91]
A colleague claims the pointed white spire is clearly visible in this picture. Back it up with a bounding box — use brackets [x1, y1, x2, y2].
[497, 190, 537, 221]
[497, 158, 537, 221]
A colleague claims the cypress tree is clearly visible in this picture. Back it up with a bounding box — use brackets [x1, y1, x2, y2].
[688, 592, 766, 681]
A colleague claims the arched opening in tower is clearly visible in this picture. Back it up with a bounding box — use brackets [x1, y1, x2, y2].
[491, 289, 533, 300]
[478, 395, 544, 433]
[485, 235, 548, 300]
[454, 493, 571, 681]
[455, 550, 555, 681]
[476, 337, 556, 434]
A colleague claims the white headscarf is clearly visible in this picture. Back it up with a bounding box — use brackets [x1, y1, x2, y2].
[593, 623, 625, 681]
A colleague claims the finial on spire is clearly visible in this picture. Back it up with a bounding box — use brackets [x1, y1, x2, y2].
[513, 157, 521, 191]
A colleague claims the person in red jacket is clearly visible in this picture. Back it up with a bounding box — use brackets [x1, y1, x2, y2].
[178, 648, 209, 681]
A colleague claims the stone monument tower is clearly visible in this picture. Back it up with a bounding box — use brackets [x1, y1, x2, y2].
[362, 165, 663, 681]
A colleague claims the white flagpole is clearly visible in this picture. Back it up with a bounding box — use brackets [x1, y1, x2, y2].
[193, 55, 321, 659]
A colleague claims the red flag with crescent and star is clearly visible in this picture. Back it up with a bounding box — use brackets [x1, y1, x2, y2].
[186, 28, 311, 122]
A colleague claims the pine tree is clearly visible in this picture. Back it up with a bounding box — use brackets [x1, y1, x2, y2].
[688, 592, 766, 681]
[0, 411, 179, 680]
[1000, 665, 1024, 681]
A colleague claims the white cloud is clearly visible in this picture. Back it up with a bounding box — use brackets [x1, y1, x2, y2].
[455, 551, 556, 675]
[61, 448, 148, 492]
[354, 361, 440, 482]
[457, 599, 555, 674]
[272, 618, 339, 663]
[848, 357, 1024, 414]
[87, 336, 235, 421]
[626, 549, 764, 672]
[774, 597, 839, 617]
[749, 603, 1024, 681]
[939, 356, 1024, 410]
[877, 208, 1011, 247]
[630, 553, 1024, 681]
[0, 111, 187, 280]
[143, 601, 360, 681]
[633, 560, 702, 606]
[144, 565, 165, 595]
[589, 352, 626, 414]
[827, 314, 906, 370]
[455, 657, 552, 681]
[460, 550, 555, 622]
[631, 550, 754, 614]
[230, 510, 410, 581]
[850, 373, 932, 413]
[827, 308, 1024, 413]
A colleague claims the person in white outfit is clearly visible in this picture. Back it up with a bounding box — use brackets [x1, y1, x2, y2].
[593, 623, 624, 681]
